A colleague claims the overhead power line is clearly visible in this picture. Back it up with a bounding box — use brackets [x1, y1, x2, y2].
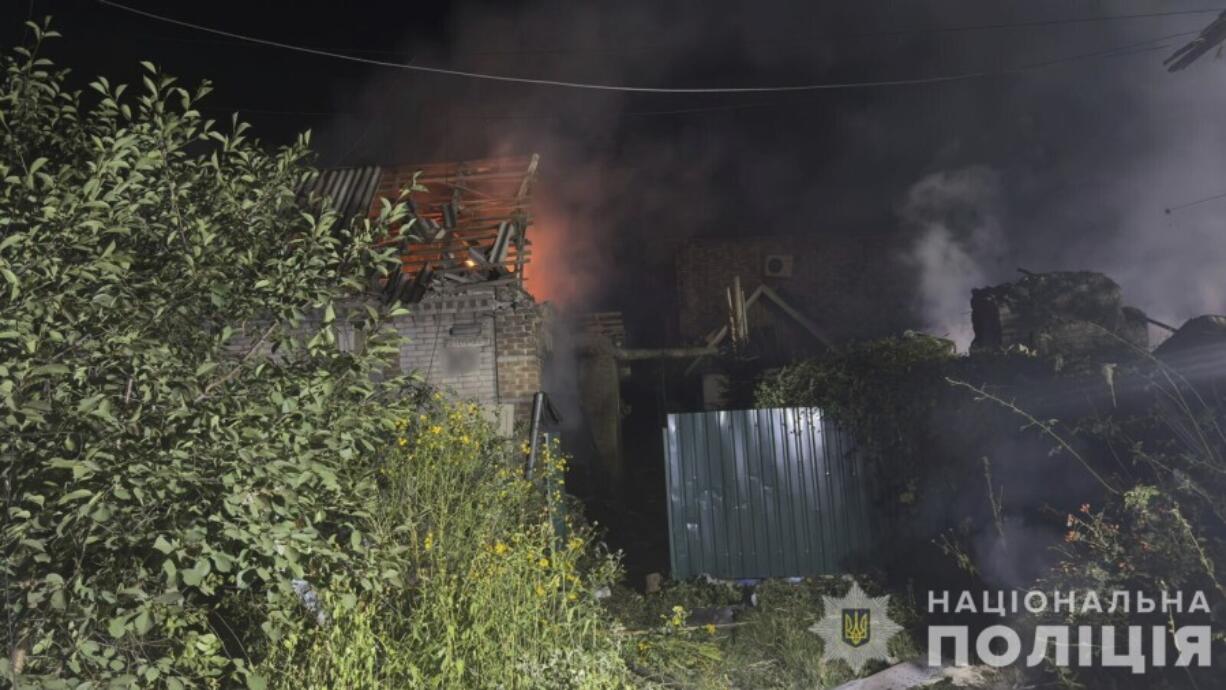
[103, 5, 1225, 57]
[99, 0, 1201, 94]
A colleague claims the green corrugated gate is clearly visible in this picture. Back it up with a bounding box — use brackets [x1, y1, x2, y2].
[663, 407, 875, 579]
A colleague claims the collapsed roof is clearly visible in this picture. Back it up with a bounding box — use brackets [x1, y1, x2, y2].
[306, 154, 539, 303]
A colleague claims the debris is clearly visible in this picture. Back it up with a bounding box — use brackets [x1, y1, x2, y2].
[291, 578, 328, 626]
[644, 572, 662, 594]
[827, 660, 932, 689]
[1153, 315, 1226, 381]
[311, 156, 539, 303]
[970, 270, 1148, 358]
[1153, 314, 1226, 357]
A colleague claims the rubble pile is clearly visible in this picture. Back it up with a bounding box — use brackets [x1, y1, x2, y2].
[970, 271, 1148, 358]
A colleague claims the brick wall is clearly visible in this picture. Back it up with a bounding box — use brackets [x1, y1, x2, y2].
[228, 288, 550, 428]
[393, 291, 499, 403]
[675, 233, 910, 343]
[495, 303, 547, 422]
[389, 287, 548, 426]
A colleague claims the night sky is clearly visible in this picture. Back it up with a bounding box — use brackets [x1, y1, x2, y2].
[7, 1, 1226, 346]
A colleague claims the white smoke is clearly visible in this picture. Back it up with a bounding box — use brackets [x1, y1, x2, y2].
[901, 166, 1008, 350]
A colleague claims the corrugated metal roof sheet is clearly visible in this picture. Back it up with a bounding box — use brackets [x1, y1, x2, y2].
[307, 165, 383, 225]
[663, 407, 875, 579]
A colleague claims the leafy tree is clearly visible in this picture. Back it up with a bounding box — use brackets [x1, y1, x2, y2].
[1, 21, 417, 688]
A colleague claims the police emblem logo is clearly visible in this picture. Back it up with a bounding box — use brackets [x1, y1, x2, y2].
[810, 580, 902, 673]
[842, 608, 871, 647]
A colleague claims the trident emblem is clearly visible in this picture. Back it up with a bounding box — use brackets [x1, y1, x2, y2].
[842, 608, 871, 648]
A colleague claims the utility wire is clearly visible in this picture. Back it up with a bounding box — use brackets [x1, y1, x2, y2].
[98, 0, 1207, 95]
[100, 6, 1224, 57]
[195, 32, 1189, 122]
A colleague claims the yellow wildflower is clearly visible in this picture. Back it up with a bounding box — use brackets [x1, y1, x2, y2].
[705, 623, 716, 635]
[397, 437, 407, 446]
[535, 585, 546, 597]
[538, 557, 550, 569]
[429, 425, 443, 435]
[494, 541, 509, 556]
[423, 531, 434, 552]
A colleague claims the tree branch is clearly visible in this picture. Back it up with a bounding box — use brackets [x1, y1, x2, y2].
[195, 321, 276, 402]
[946, 377, 1121, 495]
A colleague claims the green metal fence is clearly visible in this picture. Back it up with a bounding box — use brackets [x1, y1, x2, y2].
[663, 407, 874, 579]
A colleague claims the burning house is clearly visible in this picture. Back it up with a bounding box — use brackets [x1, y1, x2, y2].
[309, 155, 551, 430]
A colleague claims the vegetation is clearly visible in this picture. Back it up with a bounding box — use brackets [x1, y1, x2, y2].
[260, 408, 630, 689]
[604, 576, 922, 689]
[0, 23, 631, 689]
[13, 15, 1218, 689]
[2, 23, 927, 690]
[757, 331, 1225, 687]
[755, 333, 956, 511]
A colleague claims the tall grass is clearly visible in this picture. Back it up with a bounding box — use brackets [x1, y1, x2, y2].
[259, 398, 631, 689]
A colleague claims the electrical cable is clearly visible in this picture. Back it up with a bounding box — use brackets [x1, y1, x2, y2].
[99, 6, 1225, 57]
[97, 0, 1208, 95]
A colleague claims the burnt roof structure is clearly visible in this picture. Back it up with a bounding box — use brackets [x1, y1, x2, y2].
[306, 154, 540, 303]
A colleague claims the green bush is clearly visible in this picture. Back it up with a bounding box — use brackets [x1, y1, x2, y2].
[754, 334, 955, 508]
[0, 21, 416, 688]
[0, 22, 640, 690]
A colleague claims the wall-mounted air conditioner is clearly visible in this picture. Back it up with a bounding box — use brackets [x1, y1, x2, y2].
[764, 254, 794, 278]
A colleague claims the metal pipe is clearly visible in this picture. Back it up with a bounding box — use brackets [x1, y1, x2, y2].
[525, 391, 546, 479]
[613, 346, 718, 361]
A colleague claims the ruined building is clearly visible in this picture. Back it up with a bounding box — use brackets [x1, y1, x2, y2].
[970, 270, 1149, 358]
[309, 155, 551, 430]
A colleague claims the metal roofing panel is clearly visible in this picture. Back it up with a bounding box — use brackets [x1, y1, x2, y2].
[309, 165, 383, 225]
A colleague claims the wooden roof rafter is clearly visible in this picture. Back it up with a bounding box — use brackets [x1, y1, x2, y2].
[312, 154, 541, 304]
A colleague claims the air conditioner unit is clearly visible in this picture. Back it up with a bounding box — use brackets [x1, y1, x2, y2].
[763, 254, 794, 278]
